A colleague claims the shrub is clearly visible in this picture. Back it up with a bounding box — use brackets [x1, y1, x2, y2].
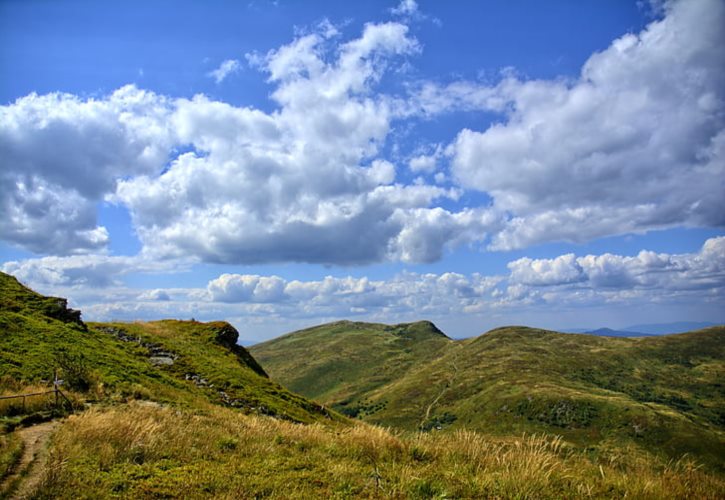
[54, 350, 97, 393]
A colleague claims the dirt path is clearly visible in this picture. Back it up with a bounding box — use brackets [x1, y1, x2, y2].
[419, 347, 461, 430]
[1, 420, 59, 499]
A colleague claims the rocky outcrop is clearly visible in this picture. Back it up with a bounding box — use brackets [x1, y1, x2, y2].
[42, 298, 86, 330]
[97, 326, 177, 365]
[206, 322, 268, 378]
[209, 321, 241, 349]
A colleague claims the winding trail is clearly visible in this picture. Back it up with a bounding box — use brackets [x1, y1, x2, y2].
[419, 346, 461, 430]
[1, 421, 59, 499]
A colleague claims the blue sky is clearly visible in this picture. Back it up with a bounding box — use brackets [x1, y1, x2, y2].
[1, 0, 723, 340]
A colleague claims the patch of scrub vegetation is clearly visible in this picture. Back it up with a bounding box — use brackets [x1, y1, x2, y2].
[514, 397, 597, 428]
[333, 398, 388, 418]
[34, 402, 724, 499]
[420, 411, 457, 431]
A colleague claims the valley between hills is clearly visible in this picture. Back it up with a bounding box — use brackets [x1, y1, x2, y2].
[1, 271, 724, 498]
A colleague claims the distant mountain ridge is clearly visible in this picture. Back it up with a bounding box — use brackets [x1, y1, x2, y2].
[563, 321, 721, 336]
[583, 327, 656, 338]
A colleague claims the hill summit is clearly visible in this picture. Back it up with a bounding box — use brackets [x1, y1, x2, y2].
[251, 320, 452, 406]
[252, 319, 725, 469]
[0, 272, 85, 329]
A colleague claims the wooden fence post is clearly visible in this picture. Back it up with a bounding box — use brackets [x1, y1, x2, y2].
[54, 368, 59, 410]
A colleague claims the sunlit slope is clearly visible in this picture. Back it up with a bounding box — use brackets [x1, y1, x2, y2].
[250, 320, 453, 407]
[254, 322, 725, 468]
[35, 402, 725, 499]
[0, 271, 333, 424]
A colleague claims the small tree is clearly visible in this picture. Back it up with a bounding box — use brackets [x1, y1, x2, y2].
[54, 349, 95, 392]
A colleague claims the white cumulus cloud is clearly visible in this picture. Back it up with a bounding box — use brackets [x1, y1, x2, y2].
[506, 236, 725, 299]
[0, 86, 174, 254]
[113, 20, 487, 265]
[2, 237, 722, 337]
[445, 0, 725, 249]
[207, 59, 241, 83]
[1, 0, 723, 266]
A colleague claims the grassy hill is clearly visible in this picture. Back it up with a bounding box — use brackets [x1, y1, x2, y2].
[2, 272, 724, 497]
[252, 322, 725, 470]
[250, 320, 451, 410]
[0, 271, 333, 425]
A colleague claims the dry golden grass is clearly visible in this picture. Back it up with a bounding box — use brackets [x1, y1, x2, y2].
[35, 402, 724, 499]
[0, 384, 57, 418]
[0, 431, 23, 481]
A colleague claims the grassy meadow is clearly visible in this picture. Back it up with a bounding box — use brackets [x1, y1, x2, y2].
[35, 402, 725, 499]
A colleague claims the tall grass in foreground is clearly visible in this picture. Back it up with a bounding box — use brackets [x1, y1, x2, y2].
[0, 431, 23, 481]
[0, 385, 56, 418]
[35, 402, 723, 499]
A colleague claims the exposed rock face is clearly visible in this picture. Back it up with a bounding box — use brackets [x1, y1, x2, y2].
[42, 298, 86, 330]
[149, 356, 174, 366]
[207, 322, 268, 378]
[211, 321, 240, 349]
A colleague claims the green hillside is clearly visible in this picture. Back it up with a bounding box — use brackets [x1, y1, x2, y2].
[1, 272, 724, 497]
[0, 271, 332, 425]
[250, 320, 451, 409]
[252, 322, 725, 469]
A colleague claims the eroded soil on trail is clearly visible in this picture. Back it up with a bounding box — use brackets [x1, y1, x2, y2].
[1, 421, 59, 499]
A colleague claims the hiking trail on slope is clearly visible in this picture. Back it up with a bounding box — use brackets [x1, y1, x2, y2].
[1, 420, 59, 500]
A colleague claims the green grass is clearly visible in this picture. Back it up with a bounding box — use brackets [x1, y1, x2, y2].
[0, 271, 334, 425]
[250, 320, 451, 407]
[2, 271, 724, 497]
[253, 322, 725, 470]
[0, 431, 23, 481]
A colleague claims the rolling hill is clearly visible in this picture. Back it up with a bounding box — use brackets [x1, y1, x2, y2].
[2, 272, 724, 497]
[252, 321, 725, 469]
[249, 320, 451, 406]
[0, 271, 333, 424]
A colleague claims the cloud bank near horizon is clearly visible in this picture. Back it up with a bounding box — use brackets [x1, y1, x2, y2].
[4, 237, 723, 331]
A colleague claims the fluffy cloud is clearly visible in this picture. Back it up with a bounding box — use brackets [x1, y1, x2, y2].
[0, 86, 174, 254]
[3, 237, 722, 336]
[114, 20, 492, 265]
[204, 237, 725, 315]
[138, 289, 171, 301]
[448, 0, 725, 249]
[206, 271, 501, 320]
[408, 144, 444, 174]
[508, 254, 585, 286]
[208, 274, 287, 303]
[507, 236, 725, 298]
[391, 0, 418, 17]
[1, 254, 178, 288]
[207, 59, 241, 84]
[2, 0, 723, 264]
[0, 19, 490, 264]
